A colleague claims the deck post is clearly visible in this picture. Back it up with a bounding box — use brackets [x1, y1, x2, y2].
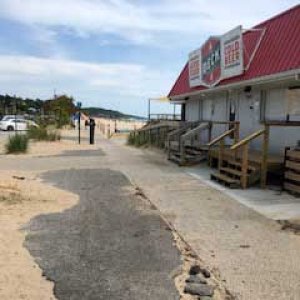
[180, 136, 186, 165]
[234, 122, 240, 159]
[168, 135, 171, 158]
[261, 125, 270, 188]
[241, 144, 249, 189]
[218, 138, 225, 170]
[208, 122, 212, 143]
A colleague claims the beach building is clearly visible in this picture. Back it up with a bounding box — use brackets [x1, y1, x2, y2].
[135, 5, 300, 192]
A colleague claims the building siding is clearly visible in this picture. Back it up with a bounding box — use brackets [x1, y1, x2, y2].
[184, 87, 300, 155]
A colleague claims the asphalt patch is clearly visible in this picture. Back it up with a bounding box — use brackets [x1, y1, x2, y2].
[57, 149, 105, 157]
[24, 169, 180, 300]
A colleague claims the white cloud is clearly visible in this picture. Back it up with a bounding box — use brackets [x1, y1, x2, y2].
[0, 0, 298, 45]
[0, 55, 172, 100]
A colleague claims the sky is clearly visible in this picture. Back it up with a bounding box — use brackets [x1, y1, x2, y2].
[0, 0, 298, 116]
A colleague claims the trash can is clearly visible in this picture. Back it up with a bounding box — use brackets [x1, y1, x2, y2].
[89, 118, 95, 144]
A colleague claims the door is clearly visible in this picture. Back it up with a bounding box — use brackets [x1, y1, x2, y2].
[238, 90, 262, 150]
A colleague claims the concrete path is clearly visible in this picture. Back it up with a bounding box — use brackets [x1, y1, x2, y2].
[99, 136, 300, 300]
[1, 131, 300, 299]
[185, 164, 300, 220]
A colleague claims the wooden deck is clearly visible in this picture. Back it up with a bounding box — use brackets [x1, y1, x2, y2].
[209, 147, 284, 171]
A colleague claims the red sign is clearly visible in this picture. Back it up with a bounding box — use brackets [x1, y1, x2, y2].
[201, 37, 221, 86]
[189, 26, 244, 88]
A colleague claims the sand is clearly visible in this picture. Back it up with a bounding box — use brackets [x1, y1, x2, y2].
[0, 171, 78, 299]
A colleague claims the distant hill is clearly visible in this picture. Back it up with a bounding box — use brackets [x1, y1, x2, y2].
[82, 107, 146, 120]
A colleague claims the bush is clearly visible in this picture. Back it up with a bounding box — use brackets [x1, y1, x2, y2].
[5, 134, 29, 154]
[27, 126, 48, 140]
[27, 126, 60, 141]
[127, 131, 149, 147]
[47, 131, 61, 141]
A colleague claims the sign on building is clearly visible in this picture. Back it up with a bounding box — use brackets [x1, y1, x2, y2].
[188, 48, 202, 87]
[189, 26, 244, 88]
[221, 26, 244, 80]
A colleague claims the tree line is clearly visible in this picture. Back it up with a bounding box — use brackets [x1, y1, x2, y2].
[0, 94, 76, 126]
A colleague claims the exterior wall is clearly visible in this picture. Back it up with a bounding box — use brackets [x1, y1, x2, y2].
[184, 86, 300, 156]
[238, 89, 262, 151]
[235, 87, 299, 155]
[264, 88, 300, 154]
[185, 98, 201, 121]
[202, 94, 228, 140]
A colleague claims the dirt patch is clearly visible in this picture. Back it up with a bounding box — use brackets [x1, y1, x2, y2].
[0, 171, 78, 300]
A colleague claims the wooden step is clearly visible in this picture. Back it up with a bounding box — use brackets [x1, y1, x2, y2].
[185, 149, 204, 156]
[169, 153, 206, 166]
[287, 150, 300, 161]
[211, 172, 240, 188]
[168, 154, 181, 164]
[284, 182, 300, 195]
[225, 159, 257, 172]
[220, 167, 246, 177]
[286, 160, 300, 172]
[285, 171, 300, 182]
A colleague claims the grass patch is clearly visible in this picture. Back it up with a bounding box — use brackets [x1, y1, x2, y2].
[5, 134, 29, 154]
[27, 126, 61, 141]
[127, 131, 149, 147]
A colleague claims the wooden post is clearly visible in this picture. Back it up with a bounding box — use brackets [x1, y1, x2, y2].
[149, 129, 151, 145]
[234, 122, 240, 160]
[168, 134, 171, 158]
[208, 122, 212, 143]
[208, 148, 212, 167]
[180, 136, 186, 165]
[261, 125, 270, 188]
[241, 144, 249, 189]
[218, 138, 225, 170]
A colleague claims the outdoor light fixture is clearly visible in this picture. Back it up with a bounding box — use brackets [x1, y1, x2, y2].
[244, 86, 252, 98]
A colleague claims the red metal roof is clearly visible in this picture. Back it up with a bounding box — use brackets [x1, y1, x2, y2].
[169, 5, 300, 98]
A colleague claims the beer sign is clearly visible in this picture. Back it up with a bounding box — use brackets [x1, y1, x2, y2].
[188, 48, 202, 87]
[221, 26, 244, 80]
[188, 26, 244, 88]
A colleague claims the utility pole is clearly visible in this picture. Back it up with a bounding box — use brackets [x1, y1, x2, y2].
[77, 102, 82, 144]
[14, 94, 17, 134]
[148, 98, 151, 121]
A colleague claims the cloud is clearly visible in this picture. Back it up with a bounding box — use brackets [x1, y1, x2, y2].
[1, 0, 297, 45]
[0, 55, 172, 99]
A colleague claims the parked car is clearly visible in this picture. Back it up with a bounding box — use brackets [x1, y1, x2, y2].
[0, 115, 25, 121]
[0, 119, 38, 131]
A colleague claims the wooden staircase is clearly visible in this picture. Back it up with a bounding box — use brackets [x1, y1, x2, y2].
[167, 122, 210, 166]
[284, 147, 300, 195]
[169, 143, 207, 166]
[211, 159, 260, 188]
[209, 126, 270, 189]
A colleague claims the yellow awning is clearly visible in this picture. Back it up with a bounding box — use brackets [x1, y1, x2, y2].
[150, 96, 170, 102]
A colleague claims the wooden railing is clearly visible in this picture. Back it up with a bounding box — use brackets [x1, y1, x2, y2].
[205, 121, 240, 166]
[180, 122, 210, 163]
[230, 125, 270, 189]
[166, 122, 199, 158]
[132, 122, 178, 148]
[149, 113, 181, 121]
[207, 128, 235, 169]
[203, 120, 240, 144]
